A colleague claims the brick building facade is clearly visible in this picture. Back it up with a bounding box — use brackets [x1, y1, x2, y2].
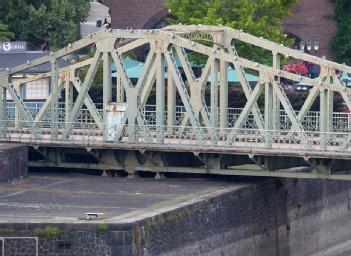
[284, 0, 336, 59]
[104, 0, 336, 59]
[103, 0, 167, 29]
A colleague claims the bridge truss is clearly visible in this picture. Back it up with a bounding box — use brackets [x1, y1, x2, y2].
[1, 25, 351, 180]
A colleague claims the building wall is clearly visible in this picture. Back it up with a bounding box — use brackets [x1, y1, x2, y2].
[283, 0, 337, 59]
[0, 143, 27, 183]
[104, 0, 337, 59]
[103, 0, 167, 29]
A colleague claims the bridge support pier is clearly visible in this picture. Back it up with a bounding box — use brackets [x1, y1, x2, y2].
[124, 151, 139, 178]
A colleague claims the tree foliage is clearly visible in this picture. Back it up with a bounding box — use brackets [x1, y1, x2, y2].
[331, 0, 351, 65]
[0, 23, 13, 41]
[0, 0, 90, 49]
[165, 0, 298, 64]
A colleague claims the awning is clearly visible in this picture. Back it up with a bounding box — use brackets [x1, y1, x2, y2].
[112, 62, 144, 78]
[164, 56, 203, 68]
[111, 57, 142, 72]
[207, 68, 259, 83]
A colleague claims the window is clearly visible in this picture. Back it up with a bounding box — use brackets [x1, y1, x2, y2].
[24, 78, 49, 100]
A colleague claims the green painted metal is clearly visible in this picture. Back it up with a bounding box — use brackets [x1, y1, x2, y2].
[103, 52, 112, 139]
[156, 52, 165, 143]
[1, 25, 351, 180]
[265, 82, 274, 148]
[50, 59, 59, 139]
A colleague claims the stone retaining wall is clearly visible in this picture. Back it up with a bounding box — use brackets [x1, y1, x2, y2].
[1, 178, 351, 255]
[140, 178, 351, 256]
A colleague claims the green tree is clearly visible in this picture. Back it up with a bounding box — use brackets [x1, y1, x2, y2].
[166, 0, 297, 65]
[0, 23, 13, 41]
[0, 0, 90, 49]
[331, 0, 351, 65]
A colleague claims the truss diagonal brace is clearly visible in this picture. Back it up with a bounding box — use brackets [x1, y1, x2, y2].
[164, 51, 202, 129]
[72, 79, 103, 130]
[180, 56, 213, 128]
[272, 80, 310, 148]
[229, 58, 264, 130]
[6, 83, 41, 139]
[225, 82, 264, 145]
[34, 82, 65, 122]
[63, 51, 102, 138]
[110, 51, 133, 90]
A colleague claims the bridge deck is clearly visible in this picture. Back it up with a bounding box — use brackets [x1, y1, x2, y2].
[4, 128, 351, 160]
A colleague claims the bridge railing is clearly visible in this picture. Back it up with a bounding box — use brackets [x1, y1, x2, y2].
[1, 120, 350, 155]
[4, 102, 351, 133]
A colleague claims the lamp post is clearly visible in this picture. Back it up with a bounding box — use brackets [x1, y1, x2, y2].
[300, 40, 319, 54]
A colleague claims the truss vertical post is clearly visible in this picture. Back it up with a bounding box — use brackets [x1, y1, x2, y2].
[211, 59, 219, 141]
[320, 88, 333, 150]
[116, 76, 124, 103]
[167, 65, 176, 131]
[0, 78, 6, 138]
[156, 52, 165, 143]
[272, 52, 281, 132]
[265, 82, 274, 148]
[64, 51, 102, 139]
[50, 59, 59, 139]
[65, 80, 73, 128]
[103, 52, 112, 139]
[14, 84, 21, 128]
[220, 59, 228, 130]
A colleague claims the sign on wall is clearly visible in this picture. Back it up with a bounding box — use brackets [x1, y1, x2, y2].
[0, 42, 27, 53]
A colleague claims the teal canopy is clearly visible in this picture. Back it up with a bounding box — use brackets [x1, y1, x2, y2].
[112, 62, 144, 78]
[111, 57, 142, 72]
[165, 56, 203, 68]
[112, 65, 259, 82]
[111, 55, 202, 74]
[207, 68, 259, 83]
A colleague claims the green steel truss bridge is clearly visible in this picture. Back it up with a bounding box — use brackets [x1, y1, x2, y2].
[1, 25, 351, 180]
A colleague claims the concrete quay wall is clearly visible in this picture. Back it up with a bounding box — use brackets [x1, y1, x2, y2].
[141, 178, 351, 256]
[1, 178, 351, 255]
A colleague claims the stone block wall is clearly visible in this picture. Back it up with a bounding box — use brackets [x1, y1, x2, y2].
[139, 178, 351, 256]
[2, 178, 351, 255]
[0, 224, 135, 256]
